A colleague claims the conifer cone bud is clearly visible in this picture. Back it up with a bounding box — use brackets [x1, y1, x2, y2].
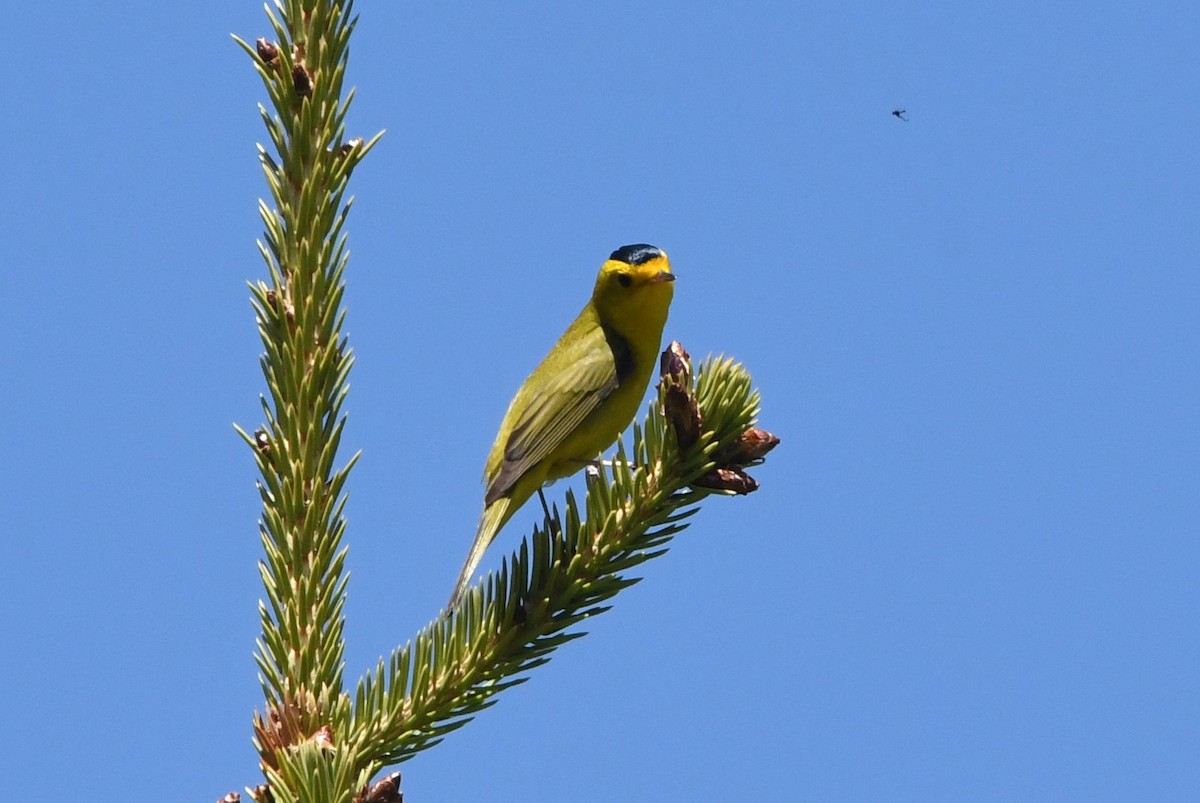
[659, 340, 691, 387]
[292, 65, 312, 97]
[693, 467, 759, 494]
[256, 38, 280, 67]
[726, 428, 780, 466]
[360, 772, 404, 803]
[659, 342, 701, 449]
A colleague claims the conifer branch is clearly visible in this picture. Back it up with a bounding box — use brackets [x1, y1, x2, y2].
[232, 1, 381, 799]
[344, 346, 777, 765]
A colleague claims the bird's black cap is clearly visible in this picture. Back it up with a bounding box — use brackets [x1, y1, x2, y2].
[610, 244, 663, 266]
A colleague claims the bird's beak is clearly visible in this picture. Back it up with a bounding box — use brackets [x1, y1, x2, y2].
[650, 271, 676, 283]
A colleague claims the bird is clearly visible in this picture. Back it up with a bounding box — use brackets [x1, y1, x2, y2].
[448, 244, 676, 610]
[892, 108, 909, 121]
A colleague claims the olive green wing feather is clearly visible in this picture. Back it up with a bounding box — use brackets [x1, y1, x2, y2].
[485, 324, 631, 504]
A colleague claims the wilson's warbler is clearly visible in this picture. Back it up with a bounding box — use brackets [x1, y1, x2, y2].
[449, 244, 675, 609]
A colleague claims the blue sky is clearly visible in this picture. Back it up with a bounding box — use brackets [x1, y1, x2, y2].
[2, 2, 1197, 800]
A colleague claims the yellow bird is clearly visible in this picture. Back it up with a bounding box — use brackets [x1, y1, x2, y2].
[449, 244, 675, 609]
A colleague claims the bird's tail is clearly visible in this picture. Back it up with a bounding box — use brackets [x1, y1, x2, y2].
[448, 498, 512, 611]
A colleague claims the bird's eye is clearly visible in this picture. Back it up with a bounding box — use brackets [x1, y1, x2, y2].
[617, 273, 632, 288]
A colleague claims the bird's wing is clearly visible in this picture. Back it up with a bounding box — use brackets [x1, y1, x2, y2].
[485, 324, 630, 504]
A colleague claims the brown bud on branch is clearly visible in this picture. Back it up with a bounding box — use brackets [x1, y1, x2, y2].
[693, 467, 760, 495]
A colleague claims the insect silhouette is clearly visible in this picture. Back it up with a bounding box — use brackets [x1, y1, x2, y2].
[892, 108, 909, 122]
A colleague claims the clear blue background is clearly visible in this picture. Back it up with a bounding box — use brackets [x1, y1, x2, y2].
[2, 2, 1197, 800]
